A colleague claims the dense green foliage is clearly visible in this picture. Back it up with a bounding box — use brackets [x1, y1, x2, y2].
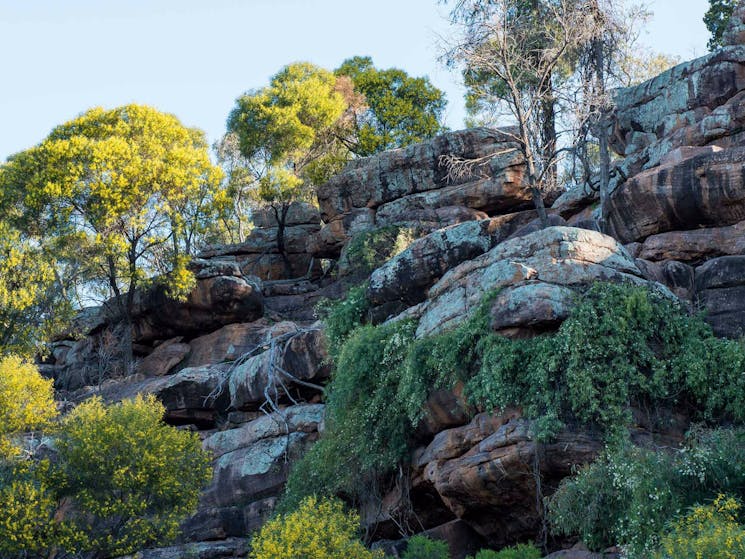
[315, 283, 372, 361]
[652, 495, 745, 559]
[0, 394, 212, 558]
[401, 535, 450, 559]
[549, 428, 745, 558]
[705, 0, 738, 50]
[248, 496, 383, 559]
[285, 281, 745, 510]
[467, 544, 542, 559]
[282, 319, 417, 508]
[343, 226, 416, 277]
[336, 56, 447, 156]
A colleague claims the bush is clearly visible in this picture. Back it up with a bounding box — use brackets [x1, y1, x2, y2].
[549, 427, 745, 558]
[467, 282, 745, 439]
[282, 319, 416, 508]
[0, 460, 83, 557]
[467, 543, 542, 559]
[402, 534, 450, 559]
[652, 495, 745, 559]
[0, 356, 56, 457]
[248, 496, 383, 559]
[316, 283, 371, 360]
[56, 395, 212, 557]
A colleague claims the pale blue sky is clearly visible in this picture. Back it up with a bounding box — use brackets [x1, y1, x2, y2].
[0, 0, 711, 162]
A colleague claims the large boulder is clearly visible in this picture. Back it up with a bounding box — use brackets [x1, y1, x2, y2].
[634, 219, 745, 263]
[368, 211, 538, 317]
[308, 128, 556, 259]
[187, 405, 324, 540]
[695, 255, 745, 338]
[131, 275, 264, 343]
[414, 227, 647, 338]
[606, 147, 745, 243]
[415, 412, 602, 546]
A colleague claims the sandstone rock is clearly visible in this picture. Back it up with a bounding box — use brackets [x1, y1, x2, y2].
[611, 46, 745, 155]
[695, 255, 745, 338]
[606, 147, 745, 243]
[135, 338, 190, 377]
[317, 128, 528, 222]
[190, 258, 243, 279]
[368, 212, 538, 313]
[184, 320, 296, 369]
[551, 184, 598, 218]
[489, 283, 575, 336]
[306, 208, 376, 259]
[118, 538, 249, 559]
[417, 413, 602, 545]
[131, 275, 263, 343]
[415, 227, 645, 338]
[249, 201, 320, 228]
[376, 205, 489, 231]
[184, 404, 323, 539]
[200, 224, 321, 258]
[635, 259, 695, 301]
[228, 327, 329, 410]
[636, 220, 745, 263]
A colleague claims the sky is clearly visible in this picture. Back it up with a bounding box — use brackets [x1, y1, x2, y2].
[0, 0, 712, 162]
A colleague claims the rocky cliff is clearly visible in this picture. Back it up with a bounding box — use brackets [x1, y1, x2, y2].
[44, 10, 745, 558]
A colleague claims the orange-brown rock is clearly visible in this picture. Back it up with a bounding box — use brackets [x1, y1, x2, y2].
[606, 148, 745, 243]
[636, 220, 745, 263]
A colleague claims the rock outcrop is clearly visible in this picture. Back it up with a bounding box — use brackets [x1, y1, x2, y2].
[309, 128, 558, 258]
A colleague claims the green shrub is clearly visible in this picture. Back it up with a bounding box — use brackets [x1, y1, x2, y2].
[402, 534, 450, 559]
[288, 281, 745, 512]
[282, 319, 417, 508]
[56, 395, 212, 557]
[652, 495, 745, 559]
[344, 226, 416, 276]
[467, 282, 745, 439]
[248, 496, 384, 559]
[467, 543, 542, 559]
[549, 427, 745, 558]
[316, 283, 371, 360]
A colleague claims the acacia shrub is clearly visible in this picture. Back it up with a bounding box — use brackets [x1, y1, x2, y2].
[652, 495, 745, 559]
[315, 283, 371, 360]
[467, 544, 542, 559]
[248, 496, 383, 559]
[56, 395, 212, 557]
[343, 226, 416, 277]
[0, 356, 56, 458]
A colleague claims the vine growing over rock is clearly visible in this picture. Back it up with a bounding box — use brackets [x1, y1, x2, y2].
[284, 281, 745, 509]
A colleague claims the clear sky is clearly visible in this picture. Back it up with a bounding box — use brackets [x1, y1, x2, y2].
[0, 0, 711, 162]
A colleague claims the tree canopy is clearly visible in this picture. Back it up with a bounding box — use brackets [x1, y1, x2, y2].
[705, 0, 738, 50]
[0, 104, 224, 368]
[335, 56, 447, 156]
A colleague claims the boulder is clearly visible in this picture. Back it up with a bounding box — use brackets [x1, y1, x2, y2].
[184, 320, 297, 369]
[131, 275, 264, 344]
[228, 327, 330, 410]
[606, 147, 745, 243]
[135, 338, 190, 377]
[190, 406, 323, 538]
[306, 208, 376, 259]
[368, 212, 538, 314]
[695, 255, 745, 338]
[415, 227, 646, 338]
[249, 201, 320, 228]
[636, 220, 745, 263]
[723, 3, 745, 47]
[317, 128, 529, 222]
[118, 538, 249, 559]
[635, 259, 695, 301]
[416, 412, 602, 546]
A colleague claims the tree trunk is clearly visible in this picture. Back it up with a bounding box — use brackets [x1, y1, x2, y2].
[273, 203, 293, 278]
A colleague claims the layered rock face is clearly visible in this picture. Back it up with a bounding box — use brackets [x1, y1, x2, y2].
[199, 202, 322, 281]
[601, 28, 745, 338]
[48, 24, 745, 555]
[309, 128, 558, 258]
